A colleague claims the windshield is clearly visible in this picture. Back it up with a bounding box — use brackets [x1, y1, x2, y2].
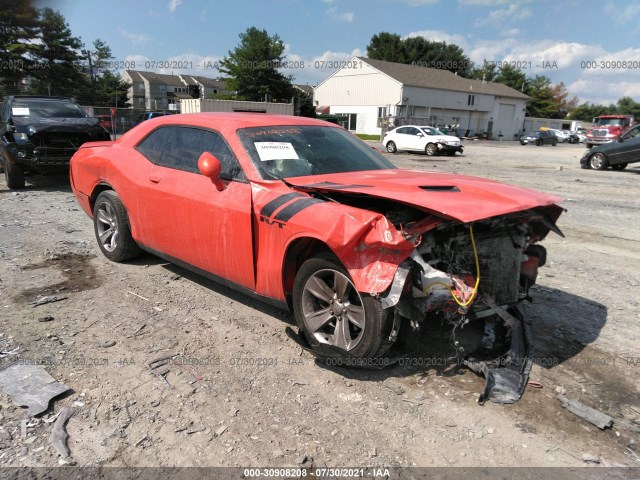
[419, 126, 445, 136]
[594, 118, 623, 127]
[11, 99, 88, 119]
[238, 125, 395, 180]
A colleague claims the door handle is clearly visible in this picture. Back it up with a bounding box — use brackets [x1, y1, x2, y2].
[149, 174, 161, 184]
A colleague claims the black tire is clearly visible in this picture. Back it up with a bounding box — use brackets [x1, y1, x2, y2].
[425, 143, 437, 156]
[93, 190, 141, 262]
[4, 158, 25, 189]
[552, 140, 558, 146]
[386, 141, 397, 153]
[589, 153, 609, 171]
[292, 255, 392, 359]
[611, 163, 628, 170]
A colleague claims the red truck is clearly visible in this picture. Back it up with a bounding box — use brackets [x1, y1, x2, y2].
[586, 114, 635, 148]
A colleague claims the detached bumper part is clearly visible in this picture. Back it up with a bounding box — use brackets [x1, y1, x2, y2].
[463, 300, 532, 404]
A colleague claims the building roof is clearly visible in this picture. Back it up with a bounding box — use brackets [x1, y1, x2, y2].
[358, 57, 529, 100]
[124, 70, 145, 83]
[182, 75, 227, 89]
[134, 71, 186, 87]
[294, 84, 314, 95]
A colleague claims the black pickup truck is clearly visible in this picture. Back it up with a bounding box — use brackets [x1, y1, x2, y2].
[0, 96, 111, 189]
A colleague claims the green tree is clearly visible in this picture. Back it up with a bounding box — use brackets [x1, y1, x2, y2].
[493, 63, 526, 91]
[616, 96, 640, 119]
[366, 32, 472, 76]
[84, 38, 130, 107]
[0, 1, 40, 96]
[470, 61, 498, 82]
[219, 27, 295, 102]
[31, 8, 87, 97]
[525, 75, 558, 118]
[366, 32, 405, 63]
[569, 103, 615, 122]
[294, 88, 315, 118]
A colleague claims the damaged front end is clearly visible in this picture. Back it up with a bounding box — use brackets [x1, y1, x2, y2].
[378, 206, 563, 403]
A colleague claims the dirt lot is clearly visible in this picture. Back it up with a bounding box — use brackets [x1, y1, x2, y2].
[0, 140, 638, 471]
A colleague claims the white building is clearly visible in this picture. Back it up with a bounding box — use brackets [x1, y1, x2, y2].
[314, 57, 530, 140]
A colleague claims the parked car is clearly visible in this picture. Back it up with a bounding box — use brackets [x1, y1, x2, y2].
[567, 132, 587, 144]
[0, 96, 111, 189]
[580, 123, 640, 170]
[383, 125, 463, 156]
[132, 111, 171, 127]
[70, 113, 563, 399]
[519, 131, 558, 146]
[96, 115, 113, 130]
[540, 128, 569, 142]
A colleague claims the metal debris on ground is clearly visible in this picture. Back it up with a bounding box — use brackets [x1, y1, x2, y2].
[558, 394, 614, 429]
[49, 407, 75, 459]
[148, 353, 179, 388]
[0, 363, 71, 416]
[32, 295, 68, 307]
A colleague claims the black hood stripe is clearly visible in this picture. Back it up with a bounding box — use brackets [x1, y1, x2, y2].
[260, 193, 305, 218]
[273, 198, 324, 222]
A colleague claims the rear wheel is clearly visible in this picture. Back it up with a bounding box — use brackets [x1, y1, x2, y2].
[425, 143, 437, 156]
[4, 159, 25, 189]
[93, 190, 141, 262]
[589, 153, 609, 170]
[611, 163, 628, 171]
[386, 141, 397, 153]
[293, 255, 392, 359]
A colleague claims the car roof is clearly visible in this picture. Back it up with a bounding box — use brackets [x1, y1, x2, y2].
[141, 112, 342, 129]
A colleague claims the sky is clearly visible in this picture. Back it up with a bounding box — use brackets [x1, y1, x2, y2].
[41, 0, 640, 106]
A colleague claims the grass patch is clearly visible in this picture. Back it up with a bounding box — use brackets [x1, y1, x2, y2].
[355, 134, 381, 141]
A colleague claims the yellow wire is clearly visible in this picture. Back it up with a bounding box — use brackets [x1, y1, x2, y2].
[449, 224, 480, 307]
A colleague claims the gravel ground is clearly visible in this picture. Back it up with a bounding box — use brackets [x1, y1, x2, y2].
[0, 140, 638, 470]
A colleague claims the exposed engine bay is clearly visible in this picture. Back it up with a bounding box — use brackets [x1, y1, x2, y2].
[299, 189, 564, 403]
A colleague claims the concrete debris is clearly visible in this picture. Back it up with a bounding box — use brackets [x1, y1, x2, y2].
[558, 395, 614, 429]
[49, 407, 75, 459]
[0, 363, 71, 416]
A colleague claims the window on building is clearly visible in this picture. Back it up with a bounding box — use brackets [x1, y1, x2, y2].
[348, 113, 357, 131]
[467, 95, 475, 106]
[377, 107, 386, 118]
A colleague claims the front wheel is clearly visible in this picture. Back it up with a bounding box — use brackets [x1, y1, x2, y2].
[552, 140, 558, 146]
[385, 141, 397, 153]
[589, 153, 609, 170]
[611, 163, 628, 171]
[425, 143, 437, 156]
[292, 256, 392, 359]
[93, 190, 141, 262]
[4, 159, 25, 189]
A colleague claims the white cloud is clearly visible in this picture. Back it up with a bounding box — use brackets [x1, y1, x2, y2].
[500, 28, 520, 37]
[605, 2, 640, 24]
[392, 0, 439, 5]
[326, 7, 354, 22]
[118, 28, 150, 46]
[475, 4, 532, 26]
[404, 30, 468, 48]
[458, 0, 532, 5]
[168, 0, 182, 13]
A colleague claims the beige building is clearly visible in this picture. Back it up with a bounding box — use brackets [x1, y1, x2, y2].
[314, 57, 530, 139]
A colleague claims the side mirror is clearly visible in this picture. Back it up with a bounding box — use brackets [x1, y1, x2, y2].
[198, 152, 225, 191]
[416, 132, 424, 137]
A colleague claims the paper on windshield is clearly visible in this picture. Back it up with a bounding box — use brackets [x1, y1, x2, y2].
[255, 142, 299, 161]
[12, 107, 30, 116]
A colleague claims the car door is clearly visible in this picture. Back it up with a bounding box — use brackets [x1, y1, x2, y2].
[134, 125, 255, 289]
[609, 125, 640, 165]
[391, 127, 413, 151]
[405, 127, 427, 151]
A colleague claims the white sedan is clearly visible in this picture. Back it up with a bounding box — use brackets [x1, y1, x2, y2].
[383, 125, 463, 156]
